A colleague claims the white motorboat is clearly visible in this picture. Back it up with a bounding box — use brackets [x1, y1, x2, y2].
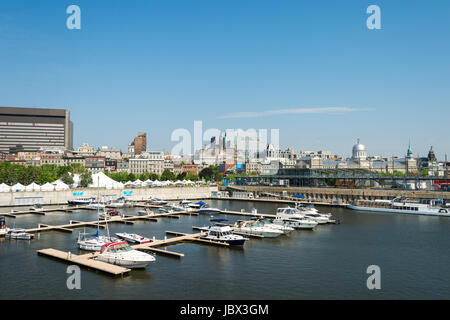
[138, 209, 153, 216]
[77, 230, 119, 251]
[116, 232, 152, 244]
[96, 241, 156, 268]
[5, 229, 34, 240]
[167, 203, 187, 212]
[271, 216, 318, 230]
[199, 220, 247, 245]
[30, 204, 44, 212]
[86, 202, 106, 210]
[180, 200, 201, 209]
[148, 197, 168, 205]
[233, 220, 284, 238]
[253, 218, 294, 233]
[68, 197, 95, 205]
[197, 202, 221, 214]
[99, 209, 124, 220]
[303, 212, 330, 224]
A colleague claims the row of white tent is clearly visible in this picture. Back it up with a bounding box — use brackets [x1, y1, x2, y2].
[0, 172, 206, 192]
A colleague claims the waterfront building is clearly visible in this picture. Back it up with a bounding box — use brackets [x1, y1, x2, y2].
[116, 161, 129, 172]
[74, 143, 96, 157]
[182, 163, 199, 175]
[97, 146, 122, 160]
[63, 155, 86, 167]
[0, 106, 73, 153]
[40, 150, 64, 166]
[141, 151, 164, 174]
[84, 156, 106, 173]
[133, 132, 147, 155]
[128, 158, 149, 175]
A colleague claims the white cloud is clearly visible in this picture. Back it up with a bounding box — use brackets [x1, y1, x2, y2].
[219, 107, 364, 119]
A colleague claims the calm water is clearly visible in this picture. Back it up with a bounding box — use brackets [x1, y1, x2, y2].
[0, 200, 449, 300]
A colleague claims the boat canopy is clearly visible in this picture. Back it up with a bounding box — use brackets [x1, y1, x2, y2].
[292, 194, 305, 198]
[196, 201, 207, 206]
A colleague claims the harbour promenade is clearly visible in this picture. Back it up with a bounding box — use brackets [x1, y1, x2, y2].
[0, 186, 218, 207]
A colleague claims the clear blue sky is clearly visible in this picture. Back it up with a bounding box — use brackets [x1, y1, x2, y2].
[0, 0, 449, 159]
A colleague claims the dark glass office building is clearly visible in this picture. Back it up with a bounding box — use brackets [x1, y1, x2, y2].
[0, 106, 73, 153]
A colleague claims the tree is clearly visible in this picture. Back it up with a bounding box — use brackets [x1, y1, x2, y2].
[199, 167, 214, 181]
[80, 171, 92, 187]
[185, 173, 199, 181]
[161, 169, 176, 181]
[61, 172, 74, 185]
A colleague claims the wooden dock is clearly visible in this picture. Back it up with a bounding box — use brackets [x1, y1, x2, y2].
[0, 205, 88, 218]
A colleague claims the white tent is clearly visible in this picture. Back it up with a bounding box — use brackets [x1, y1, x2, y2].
[90, 172, 124, 189]
[0, 183, 11, 192]
[11, 183, 25, 192]
[152, 180, 163, 187]
[41, 182, 55, 191]
[124, 180, 134, 186]
[25, 182, 41, 192]
[144, 179, 153, 187]
[53, 180, 69, 191]
[113, 181, 124, 189]
[133, 179, 143, 187]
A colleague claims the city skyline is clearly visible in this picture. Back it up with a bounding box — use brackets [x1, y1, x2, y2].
[0, 1, 449, 158]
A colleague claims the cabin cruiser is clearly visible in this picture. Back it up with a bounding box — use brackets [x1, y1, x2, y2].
[303, 212, 330, 224]
[99, 209, 124, 221]
[166, 203, 186, 212]
[68, 197, 95, 206]
[30, 204, 44, 212]
[233, 220, 285, 238]
[199, 219, 247, 245]
[0, 217, 9, 236]
[138, 209, 153, 216]
[86, 202, 106, 210]
[180, 200, 201, 209]
[77, 229, 119, 251]
[252, 218, 294, 234]
[197, 202, 221, 214]
[148, 197, 168, 205]
[96, 241, 156, 268]
[271, 216, 318, 230]
[116, 232, 152, 244]
[5, 229, 34, 240]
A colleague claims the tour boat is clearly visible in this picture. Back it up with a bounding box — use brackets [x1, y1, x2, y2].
[199, 219, 247, 245]
[68, 197, 95, 205]
[5, 229, 34, 240]
[99, 209, 124, 220]
[77, 230, 119, 251]
[233, 220, 285, 238]
[348, 197, 450, 217]
[96, 241, 156, 268]
[116, 232, 152, 244]
[197, 202, 221, 215]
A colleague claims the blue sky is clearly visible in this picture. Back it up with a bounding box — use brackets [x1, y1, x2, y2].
[0, 0, 449, 159]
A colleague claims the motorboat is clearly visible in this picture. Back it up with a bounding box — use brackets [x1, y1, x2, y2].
[166, 203, 187, 212]
[148, 197, 168, 205]
[303, 212, 330, 224]
[0, 217, 9, 236]
[68, 197, 95, 205]
[30, 204, 44, 212]
[276, 206, 306, 219]
[138, 209, 153, 216]
[5, 229, 34, 240]
[99, 209, 124, 220]
[271, 216, 318, 230]
[252, 218, 294, 234]
[199, 219, 247, 245]
[116, 232, 152, 244]
[86, 202, 106, 210]
[77, 230, 119, 251]
[96, 241, 156, 268]
[197, 202, 221, 214]
[233, 220, 284, 238]
[180, 200, 201, 209]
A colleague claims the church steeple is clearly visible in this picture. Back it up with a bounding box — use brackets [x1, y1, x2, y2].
[406, 141, 413, 159]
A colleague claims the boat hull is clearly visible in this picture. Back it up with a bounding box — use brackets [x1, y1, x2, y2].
[347, 205, 450, 217]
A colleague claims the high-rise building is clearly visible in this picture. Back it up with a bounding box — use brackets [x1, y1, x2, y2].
[133, 132, 147, 155]
[0, 106, 73, 153]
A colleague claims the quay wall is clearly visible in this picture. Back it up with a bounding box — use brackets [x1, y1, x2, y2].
[225, 186, 450, 203]
[0, 186, 218, 207]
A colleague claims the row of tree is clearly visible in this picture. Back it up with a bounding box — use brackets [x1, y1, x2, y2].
[0, 162, 92, 187]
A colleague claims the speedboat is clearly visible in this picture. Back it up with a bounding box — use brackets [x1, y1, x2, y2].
[68, 197, 95, 205]
[199, 219, 247, 245]
[30, 204, 44, 212]
[197, 202, 221, 214]
[77, 230, 119, 251]
[271, 216, 318, 230]
[96, 241, 156, 268]
[303, 212, 330, 224]
[180, 200, 201, 209]
[99, 209, 124, 220]
[166, 204, 186, 212]
[5, 229, 34, 240]
[138, 209, 153, 216]
[116, 232, 152, 244]
[233, 220, 284, 238]
[253, 218, 294, 234]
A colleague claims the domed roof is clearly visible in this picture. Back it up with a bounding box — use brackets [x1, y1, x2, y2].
[352, 139, 366, 152]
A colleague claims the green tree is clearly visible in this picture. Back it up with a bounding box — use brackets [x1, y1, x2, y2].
[199, 167, 214, 181]
[60, 172, 74, 185]
[161, 169, 176, 181]
[80, 171, 93, 187]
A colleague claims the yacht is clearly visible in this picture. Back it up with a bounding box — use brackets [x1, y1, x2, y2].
[271, 216, 318, 230]
[199, 219, 247, 245]
[197, 203, 221, 215]
[68, 197, 95, 206]
[348, 197, 450, 217]
[253, 218, 294, 234]
[96, 241, 156, 268]
[303, 212, 330, 224]
[233, 220, 285, 238]
[77, 230, 119, 251]
[5, 229, 34, 240]
[99, 209, 124, 220]
[116, 232, 152, 244]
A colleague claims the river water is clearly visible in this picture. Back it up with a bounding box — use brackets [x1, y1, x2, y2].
[0, 199, 449, 300]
